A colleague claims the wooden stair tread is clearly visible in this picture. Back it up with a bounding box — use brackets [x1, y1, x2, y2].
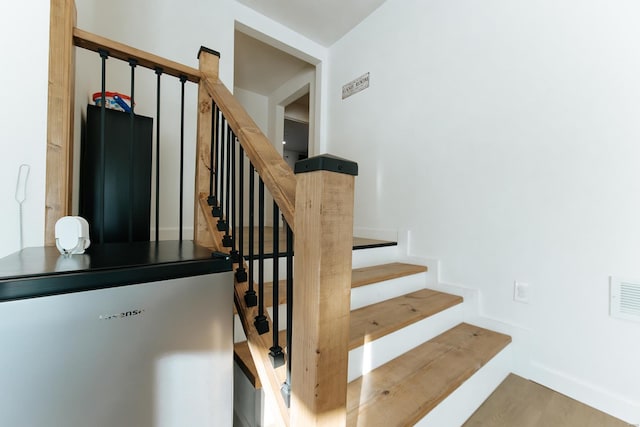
[346, 323, 512, 427]
[234, 330, 287, 390]
[351, 262, 427, 288]
[349, 288, 463, 350]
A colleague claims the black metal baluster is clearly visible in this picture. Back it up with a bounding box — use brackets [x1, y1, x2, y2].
[98, 49, 109, 245]
[216, 118, 227, 230]
[281, 221, 294, 406]
[229, 134, 239, 262]
[154, 67, 163, 242]
[222, 125, 232, 246]
[236, 146, 248, 283]
[179, 75, 187, 241]
[208, 103, 217, 208]
[128, 59, 137, 243]
[254, 178, 269, 334]
[270, 202, 284, 367]
[246, 164, 257, 306]
[211, 108, 224, 218]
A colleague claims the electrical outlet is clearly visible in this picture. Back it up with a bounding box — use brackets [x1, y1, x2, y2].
[514, 281, 530, 304]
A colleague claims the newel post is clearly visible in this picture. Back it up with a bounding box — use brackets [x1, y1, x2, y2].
[291, 154, 358, 427]
[45, 0, 77, 246]
[193, 46, 219, 247]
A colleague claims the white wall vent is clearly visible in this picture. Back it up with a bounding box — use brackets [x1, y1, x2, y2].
[610, 277, 640, 322]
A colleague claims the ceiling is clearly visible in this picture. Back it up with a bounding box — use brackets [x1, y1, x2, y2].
[235, 0, 389, 47]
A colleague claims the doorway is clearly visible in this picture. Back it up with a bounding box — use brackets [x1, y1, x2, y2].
[282, 93, 309, 170]
[233, 28, 318, 160]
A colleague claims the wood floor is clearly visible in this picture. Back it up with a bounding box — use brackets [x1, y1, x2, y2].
[463, 374, 632, 427]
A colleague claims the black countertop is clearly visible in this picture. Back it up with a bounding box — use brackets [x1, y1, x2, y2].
[0, 241, 232, 303]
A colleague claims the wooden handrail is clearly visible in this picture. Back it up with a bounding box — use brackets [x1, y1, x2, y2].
[73, 28, 201, 82]
[201, 77, 297, 230]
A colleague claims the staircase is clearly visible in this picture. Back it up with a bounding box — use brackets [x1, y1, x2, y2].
[45, 7, 513, 423]
[234, 241, 512, 427]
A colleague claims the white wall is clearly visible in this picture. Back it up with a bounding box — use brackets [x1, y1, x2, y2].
[76, 0, 235, 84]
[0, 1, 50, 257]
[234, 87, 269, 133]
[234, 87, 274, 225]
[327, 0, 640, 422]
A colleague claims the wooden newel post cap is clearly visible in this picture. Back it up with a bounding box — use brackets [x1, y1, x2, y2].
[294, 154, 358, 176]
[197, 46, 221, 59]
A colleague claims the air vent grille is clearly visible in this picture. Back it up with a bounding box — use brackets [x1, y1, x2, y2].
[610, 277, 640, 322]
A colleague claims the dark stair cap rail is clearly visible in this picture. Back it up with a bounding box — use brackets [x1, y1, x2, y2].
[198, 46, 221, 59]
[294, 154, 358, 176]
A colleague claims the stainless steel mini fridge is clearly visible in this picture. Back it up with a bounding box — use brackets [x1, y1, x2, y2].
[0, 242, 233, 427]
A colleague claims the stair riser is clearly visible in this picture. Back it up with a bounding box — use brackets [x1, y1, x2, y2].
[249, 247, 401, 280]
[248, 250, 433, 289]
[351, 245, 401, 268]
[351, 273, 428, 310]
[250, 247, 406, 279]
[415, 345, 512, 427]
[347, 302, 470, 382]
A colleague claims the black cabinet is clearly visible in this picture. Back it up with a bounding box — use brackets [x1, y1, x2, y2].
[79, 105, 153, 244]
